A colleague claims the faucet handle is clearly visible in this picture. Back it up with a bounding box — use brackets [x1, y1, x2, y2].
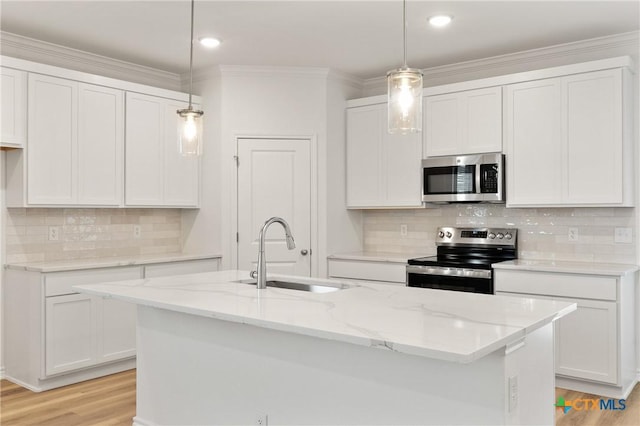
[250, 270, 258, 279]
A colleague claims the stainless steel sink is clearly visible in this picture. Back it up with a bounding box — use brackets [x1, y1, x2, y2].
[234, 279, 352, 293]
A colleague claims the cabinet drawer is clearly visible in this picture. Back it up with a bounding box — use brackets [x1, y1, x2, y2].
[328, 259, 406, 284]
[45, 266, 143, 297]
[494, 269, 617, 301]
[144, 259, 219, 278]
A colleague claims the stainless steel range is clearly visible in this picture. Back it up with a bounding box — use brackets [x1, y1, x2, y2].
[406, 226, 518, 294]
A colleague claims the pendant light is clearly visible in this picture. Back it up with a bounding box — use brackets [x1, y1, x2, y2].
[177, 0, 204, 156]
[387, 0, 423, 134]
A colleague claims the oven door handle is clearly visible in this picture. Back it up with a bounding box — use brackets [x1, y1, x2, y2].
[406, 265, 492, 279]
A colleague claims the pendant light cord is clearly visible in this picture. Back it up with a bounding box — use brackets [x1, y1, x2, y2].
[402, 0, 407, 69]
[188, 0, 195, 109]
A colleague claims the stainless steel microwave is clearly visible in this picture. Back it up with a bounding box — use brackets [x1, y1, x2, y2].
[422, 153, 505, 203]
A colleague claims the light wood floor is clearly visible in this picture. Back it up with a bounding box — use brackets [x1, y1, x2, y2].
[1, 371, 638, 425]
[1, 370, 136, 425]
[555, 384, 640, 426]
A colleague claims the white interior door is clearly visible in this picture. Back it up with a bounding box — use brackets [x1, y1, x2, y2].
[237, 138, 311, 277]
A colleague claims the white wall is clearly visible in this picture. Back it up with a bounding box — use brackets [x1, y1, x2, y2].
[181, 66, 364, 276]
[181, 67, 223, 258]
[324, 73, 364, 271]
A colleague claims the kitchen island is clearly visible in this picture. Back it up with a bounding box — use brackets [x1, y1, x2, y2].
[75, 270, 575, 425]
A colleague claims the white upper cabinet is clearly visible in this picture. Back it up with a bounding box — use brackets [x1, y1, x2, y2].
[424, 86, 502, 157]
[17, 74, 123, 207]
[4, 56, 200, 209]
[346, 102, 422, 208]
[125, 92, 199, 207]
[1, 67, 27, 148]
[506, 68, 632, 207]
[27, 73, 78, 205]
[77, 83, 124, 205]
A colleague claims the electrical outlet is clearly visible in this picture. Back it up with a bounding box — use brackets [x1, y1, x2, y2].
[568, 227, 578, 242]
[400, 224, 408, 237]
[614, 227, 633, 244]
[133, 225, 141, 239]
[508, 375, 518, 412]
[48, 226, 60, 241]
[256, 414, 268, 425]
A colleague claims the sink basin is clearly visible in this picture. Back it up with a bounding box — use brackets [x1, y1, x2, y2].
[234, 279, 352, 293]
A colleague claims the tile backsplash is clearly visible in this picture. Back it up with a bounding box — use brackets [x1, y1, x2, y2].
[364, 205, 636, 264]
[5, 208, 182, 264]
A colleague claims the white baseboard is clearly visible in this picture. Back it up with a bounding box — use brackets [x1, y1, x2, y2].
[132, 416, 155, 426]
[0, 366, 5, 380]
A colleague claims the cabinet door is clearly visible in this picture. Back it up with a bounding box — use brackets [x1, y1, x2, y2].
[563, 69, 622, 204]
[505, 78, 563, 206]
[96, 298, 136, 363]
[125, 92, 164, 205]
[384, 126, 422, 207]
[45, 293, 96, 376]
[424, 93, 460, 157]
[77, 84, 124, 205]
[346, 104, 383, 207]
[28, 74, 78, 205]
[1, 67, 27, 147]
[464, 87, 502, 154]
[555, 298, 618, 385]
[163, 100, 200, 207]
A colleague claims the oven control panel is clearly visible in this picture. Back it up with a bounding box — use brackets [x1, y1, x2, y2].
[436, 227, 517, 247]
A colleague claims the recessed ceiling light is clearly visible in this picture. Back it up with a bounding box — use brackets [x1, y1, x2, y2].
[428, 15, 453, 28]
[198, 37, 221, 48]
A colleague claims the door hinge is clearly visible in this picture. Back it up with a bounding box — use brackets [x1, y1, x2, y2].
[236, 232, 239, 243]
[233, 155, 239, 167]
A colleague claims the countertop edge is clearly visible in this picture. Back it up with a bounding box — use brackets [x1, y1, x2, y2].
[328, 252, 430, 264]
[6, 253, 223, 273]
[492, 260, 639, 276]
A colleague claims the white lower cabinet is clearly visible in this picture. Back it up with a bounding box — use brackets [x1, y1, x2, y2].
[494, 267, 635, 398]
[554, 298, 617, 384]
[45, 294, 98, 375]
[4, 257, 220, 391]
[328, 258, 406, 285]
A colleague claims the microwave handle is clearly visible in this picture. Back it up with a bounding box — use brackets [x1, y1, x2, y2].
[475, 164, 481, 194]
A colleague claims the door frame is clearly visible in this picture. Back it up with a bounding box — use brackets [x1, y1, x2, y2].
[231, 135, 318, 277]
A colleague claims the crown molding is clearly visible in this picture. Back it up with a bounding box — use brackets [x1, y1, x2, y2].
[363, 31, 639, 94]
[0, 31, 182, 91]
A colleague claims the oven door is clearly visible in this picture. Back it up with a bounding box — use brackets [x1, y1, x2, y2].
[406, 265, 493, 294]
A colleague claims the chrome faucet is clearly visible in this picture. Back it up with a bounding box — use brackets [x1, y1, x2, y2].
[251, 217, 296, 289]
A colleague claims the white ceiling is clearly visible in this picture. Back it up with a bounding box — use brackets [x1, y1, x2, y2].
[1, 1, 638, 80]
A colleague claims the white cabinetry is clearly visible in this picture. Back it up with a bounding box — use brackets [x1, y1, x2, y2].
[424, 86, 502, 157]
[505, 68, 633, 207]
[494, 267, 636, 398]
[7, 74, 123, 207]
[45, 293, 97, 375]
[328, 258, 406, 285]
[346, 101, 422, 208]
[125, 92, 199, 207]
[4, 257, 219, 391]
[1, 67, 27, 148]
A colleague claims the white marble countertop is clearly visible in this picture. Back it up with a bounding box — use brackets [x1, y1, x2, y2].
[5, 253, 222, 273]
[328, 251, 432, 264]
[74, 269, 575, 364]
[493, 259, 639, 276]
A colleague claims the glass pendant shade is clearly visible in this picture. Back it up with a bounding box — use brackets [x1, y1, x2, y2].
[177, 0, 204, 156]
[177, 108, 204, 156]
[387, 67, 423, 134]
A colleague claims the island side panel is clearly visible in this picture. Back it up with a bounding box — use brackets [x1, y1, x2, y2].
[134, 306, 527, 425]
